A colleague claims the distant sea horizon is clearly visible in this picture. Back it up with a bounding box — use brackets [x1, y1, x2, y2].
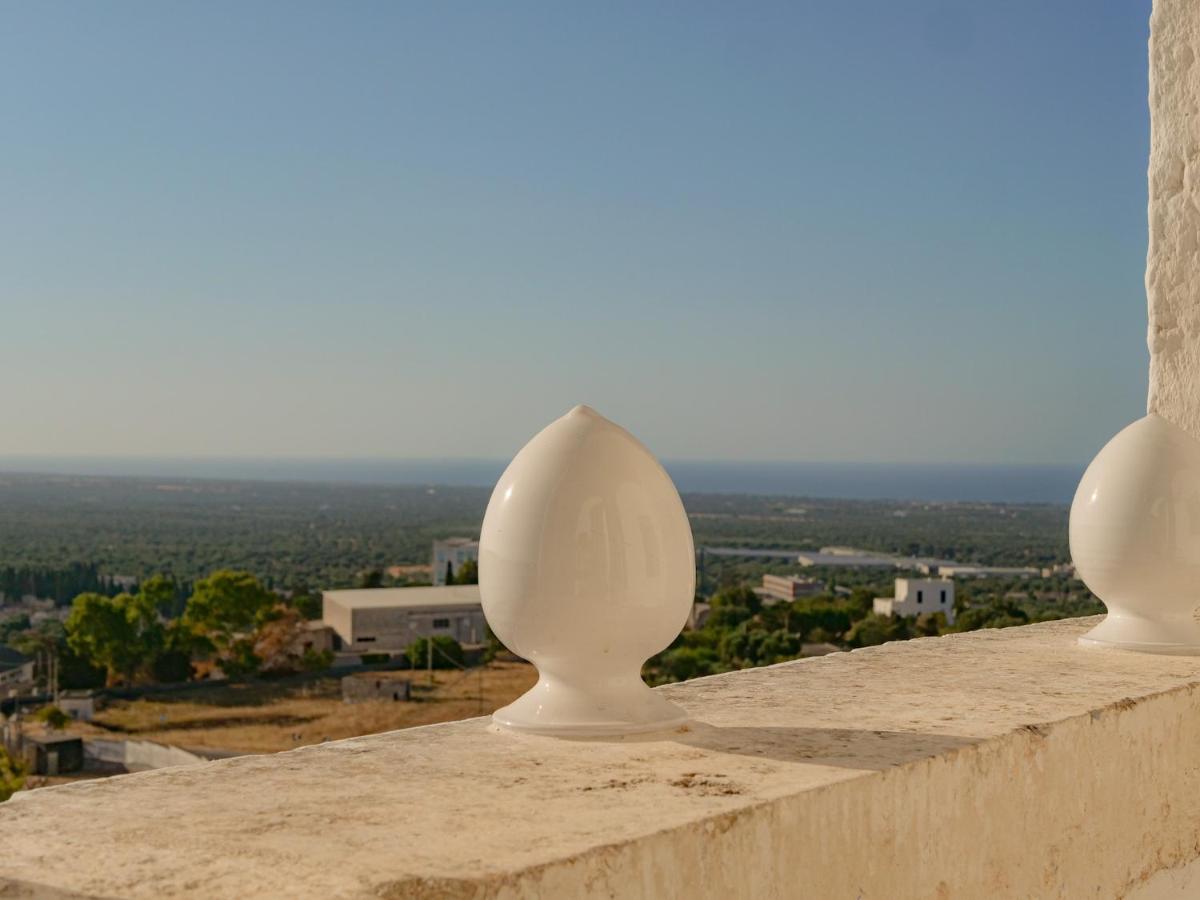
[0, 457, 1083, 505]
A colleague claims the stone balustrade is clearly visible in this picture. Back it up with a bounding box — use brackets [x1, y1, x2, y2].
[3, 616, 1200, 898]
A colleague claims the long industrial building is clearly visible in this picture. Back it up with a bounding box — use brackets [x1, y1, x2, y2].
[322, 585, 487, 653]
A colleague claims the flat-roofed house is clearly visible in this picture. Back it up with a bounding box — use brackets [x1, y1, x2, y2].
[873, 578, 956, 625]
[760, 574, 825, 603]
[322, 585, 487, 653]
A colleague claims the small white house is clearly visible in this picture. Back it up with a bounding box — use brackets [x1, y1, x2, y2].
[874, 578, 956, 625]
[58, 691, 99, 722]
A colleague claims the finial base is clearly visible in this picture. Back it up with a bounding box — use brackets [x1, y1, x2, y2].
[1078, 614, 1200, 656]
[491, 673, 687, 738]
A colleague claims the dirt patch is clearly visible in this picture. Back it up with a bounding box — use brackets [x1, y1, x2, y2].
[669, 772, 745, 796]
[83, 661, 537, 754]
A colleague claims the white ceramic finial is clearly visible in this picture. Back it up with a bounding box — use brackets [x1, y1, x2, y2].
[1070, 414, 1200, 654]
[478, 404, 695, 737]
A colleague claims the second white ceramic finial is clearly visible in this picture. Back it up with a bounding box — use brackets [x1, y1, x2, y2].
[1070, 414, 1200, 654]
[478, 405, 695, 737]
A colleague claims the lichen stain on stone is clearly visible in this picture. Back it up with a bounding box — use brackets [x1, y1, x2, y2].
[669, 773, 744, 796]
[579, 777, 652, 792]
[374, 875, 496, 900]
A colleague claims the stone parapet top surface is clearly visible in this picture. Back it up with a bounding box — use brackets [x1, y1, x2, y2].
[4, 616, 1200, 898]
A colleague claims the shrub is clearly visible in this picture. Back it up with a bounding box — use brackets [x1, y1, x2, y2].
[35, 705, 70, 730]
[152, 649, 194, 683]
[301, 648, 334, 671]
[406, 635, 464, 670]
[0, 747, 26, 802]
[658, 646, 720, 681]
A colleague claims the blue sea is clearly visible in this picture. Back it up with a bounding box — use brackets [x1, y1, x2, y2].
[0, 457, 1082, 505]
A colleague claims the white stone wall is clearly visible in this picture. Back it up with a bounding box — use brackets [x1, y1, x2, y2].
[5, 618, 1200, 899]
[1148, 0, 1200, 437]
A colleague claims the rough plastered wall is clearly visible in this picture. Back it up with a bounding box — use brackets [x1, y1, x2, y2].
[4, 618, 1200, 899]
[1148, 0, 1200, 436]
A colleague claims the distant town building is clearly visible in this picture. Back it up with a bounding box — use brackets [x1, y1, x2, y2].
[760, 574, 825, 603]
[322, 585, 487, 653]
[874, 578, 956, 625]
[432, 538, 480, 585]
[934, 564, 1038, 579]
[294, 621, 336, 655]
[24, 734, 84, 776]
[385, 564, 433, 581]
[0, 647, 35, 695]
[796, 550, 896, 568]
[1041, 563, 1077, 579]
[687, 602, 712, 630]
[58, 691, 99, 723]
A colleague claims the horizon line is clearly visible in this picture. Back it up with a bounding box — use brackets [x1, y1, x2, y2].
[0, 454, 1088, 470]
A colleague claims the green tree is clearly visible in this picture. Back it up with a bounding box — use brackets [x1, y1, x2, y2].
[58, 644, 106, 690]
[11, 619, 65, 693]
[359, 569, 383, 589]
[0, 614, 32, 645]
[151, 620, 197, 682]
[718, 623, 801, 668]
[289, 590, 323, 620]
[915, 612, 947, 637]
[757, 628, 803, 663]
[139, 574, 181, 618]
[406, 635, 464, 669]
[706, 601, 753, 631]
[845, 588, 876, 619]
[953, 602, 1029, 633]
[712, 585, 762, 614]
[452, 559, 478, 585]
[300, 648, 334, 672]
[65, 592, 162, 685]
[790, 600, 853, 640]
[657, 645, 720, 681]
[704, 585, 761, 632]
[219, 637, 262, 678]
[35, 705, 70, 730]
[0, 747, 26, 803]
[183, 570, 275, 652]
[845, 614, 911, 649]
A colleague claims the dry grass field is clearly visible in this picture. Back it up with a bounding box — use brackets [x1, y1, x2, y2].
[79, 661, 538, 754]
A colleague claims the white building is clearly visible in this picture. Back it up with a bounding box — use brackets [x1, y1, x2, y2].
[874, 578, 956, 625]
[431, 538, 480, 585]
[935, 564, 1039, 579]
[58, 691, 99, 722]
[322, 585, 487, 653]
[759, 574, 824, 604]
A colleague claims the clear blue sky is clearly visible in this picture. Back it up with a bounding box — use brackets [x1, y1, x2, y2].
[1, 1, 1152, 465]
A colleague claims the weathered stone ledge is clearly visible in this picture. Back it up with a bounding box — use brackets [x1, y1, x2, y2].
[4, 617, 1200, 898]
